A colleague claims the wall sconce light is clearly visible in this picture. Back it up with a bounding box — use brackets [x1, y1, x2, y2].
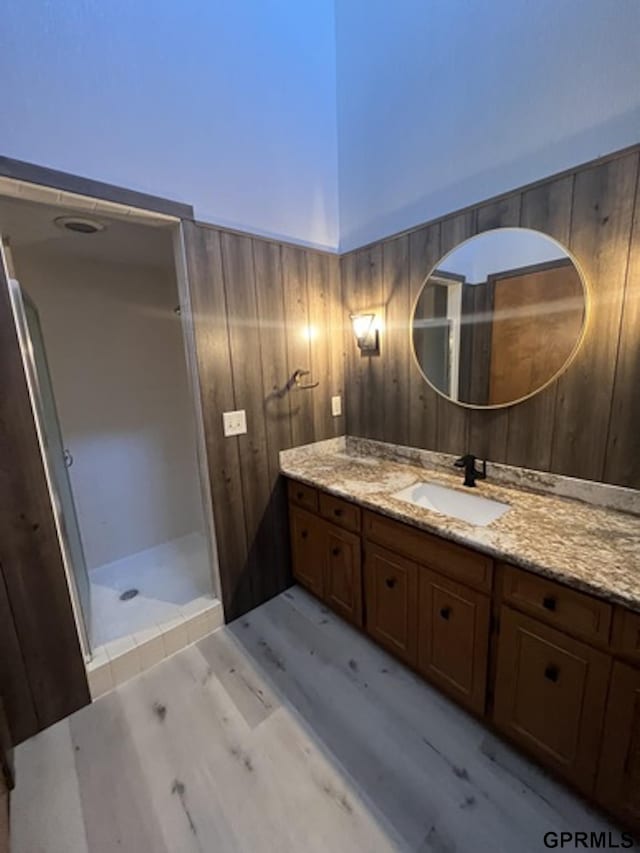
[350, 313, 379, 354]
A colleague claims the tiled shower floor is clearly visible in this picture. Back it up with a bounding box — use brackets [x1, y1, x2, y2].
[90, 531, 213, 646]
[86, 531, 223, 698]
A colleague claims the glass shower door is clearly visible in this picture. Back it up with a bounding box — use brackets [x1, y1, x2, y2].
[6, 271, 92, 657]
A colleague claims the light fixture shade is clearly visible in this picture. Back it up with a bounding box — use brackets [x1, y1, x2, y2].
[350, 313, 379, 354]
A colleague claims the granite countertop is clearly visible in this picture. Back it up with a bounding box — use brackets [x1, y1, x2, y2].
[280, 437, 640, 613]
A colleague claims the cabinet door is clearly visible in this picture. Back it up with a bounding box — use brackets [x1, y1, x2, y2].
[324, 525, 362, 627]
[417, 568, 490, 714]
[289, 506, 324, 599]
[493, 607, 611, 793]
[364, 544, 418, 666]
[596, 661, 640, 829]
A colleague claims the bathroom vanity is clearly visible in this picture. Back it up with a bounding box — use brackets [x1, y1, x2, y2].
[282, 437, 640, 833]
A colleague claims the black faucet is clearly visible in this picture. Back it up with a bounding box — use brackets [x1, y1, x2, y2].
[454, 454, 487, 487]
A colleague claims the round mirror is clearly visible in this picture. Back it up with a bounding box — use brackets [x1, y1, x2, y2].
[411, 227, 587, 408]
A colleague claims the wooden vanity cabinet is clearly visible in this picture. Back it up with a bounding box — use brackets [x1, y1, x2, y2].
[289, 487, 363, 627]
[596, 662, 640, 828]
[289, 506, 326, 599]
[493, 606, 611, 793]
[364, 544, 418, 665]
[286, 476, 640, 828]
[611, 607, 640, 663]
[319, 492, 361, 533]
[417, 568, 491, 714]
[324, 526, 362, 626]
[287, 479, 318, 513]
[500, 563, 612, 647]
[363, 510, 492, 592]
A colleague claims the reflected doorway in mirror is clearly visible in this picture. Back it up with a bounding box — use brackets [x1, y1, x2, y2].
[411, 227, 588, 409]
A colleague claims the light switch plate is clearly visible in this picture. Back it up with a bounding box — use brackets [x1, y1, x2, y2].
[331, 395, 342, 417]
[223, 410, 247, 436]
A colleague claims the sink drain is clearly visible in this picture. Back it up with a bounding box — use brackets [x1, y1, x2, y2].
[119, 588, 139, 602]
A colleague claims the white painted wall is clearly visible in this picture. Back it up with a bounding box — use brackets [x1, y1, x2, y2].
[16, 251, 205, 570]
[0, 1, 339, 250]
[3, 2, 638, 252]
[336, 0, 640, 250]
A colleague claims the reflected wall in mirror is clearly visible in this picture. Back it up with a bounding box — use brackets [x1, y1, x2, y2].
[411, 228, 587, 408]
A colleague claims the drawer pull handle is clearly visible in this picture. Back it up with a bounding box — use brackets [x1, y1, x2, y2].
[542, 596, 557, 612]
[440, 607, 451, 620]
[301, 530, 308, 539]
[334, 508, 343, 517]
[544, 665, 559, 683]
[332, 547, 341, 557]
[385, 577, 397, 589]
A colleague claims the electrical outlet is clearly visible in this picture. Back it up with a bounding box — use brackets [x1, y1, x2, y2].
[222, 410, 247, 437]
[331, 395, 342, 417]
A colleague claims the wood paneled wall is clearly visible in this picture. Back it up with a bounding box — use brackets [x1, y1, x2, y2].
[184, 222, 345, 621]
[341, 147, 640, 490]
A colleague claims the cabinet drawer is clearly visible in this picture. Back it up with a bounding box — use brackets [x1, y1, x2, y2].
[319, 492, 361, 533]
[493, 606, 611, 793]
[364, 544, 418, 666]
[611, 607, 640, 662]
[363, 510, 492, 592]
[501, 564, 612, 646]
[417, 568, 490, 714]
[287, 479, 318, 512]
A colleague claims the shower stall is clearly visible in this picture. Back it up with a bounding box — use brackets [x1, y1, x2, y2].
[1, 192, 221, 680]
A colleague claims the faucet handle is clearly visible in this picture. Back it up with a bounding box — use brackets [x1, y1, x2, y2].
[454, 453, 476, 468]
[454, 454, 487, 486]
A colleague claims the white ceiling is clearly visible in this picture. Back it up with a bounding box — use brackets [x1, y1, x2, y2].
[0, 192, 176, 272]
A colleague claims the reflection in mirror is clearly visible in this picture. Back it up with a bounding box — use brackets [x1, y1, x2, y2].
[412, 228, 586, 408]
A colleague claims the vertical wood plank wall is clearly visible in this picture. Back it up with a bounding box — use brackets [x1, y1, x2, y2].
[341, 147, 640, 491]
[184, 222, 345, 620]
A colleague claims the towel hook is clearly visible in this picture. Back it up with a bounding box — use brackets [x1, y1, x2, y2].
[289, 368, 319, 391]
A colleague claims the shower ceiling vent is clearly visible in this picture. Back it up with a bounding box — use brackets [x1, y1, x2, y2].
[54, 215, 106, 234]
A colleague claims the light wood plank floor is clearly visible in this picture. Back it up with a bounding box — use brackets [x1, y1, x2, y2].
[12, 587, 615, 852]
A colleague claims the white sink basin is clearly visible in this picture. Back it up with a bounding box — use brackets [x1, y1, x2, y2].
[392, 481, 509, 527]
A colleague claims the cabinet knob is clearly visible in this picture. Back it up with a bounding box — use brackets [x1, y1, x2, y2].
[301, 530, 308, 539]
[385, 577, 397, 589]
[439, 607, 451, 620]
[334, 508, 343, 517]
[542, 596, 557, 612]
[332, 546, 341, 557]
[296, 491, 304, 500]
[544, 664, 559, 683]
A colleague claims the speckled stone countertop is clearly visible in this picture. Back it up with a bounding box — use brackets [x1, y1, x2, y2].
[280, 436, 640, 613]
